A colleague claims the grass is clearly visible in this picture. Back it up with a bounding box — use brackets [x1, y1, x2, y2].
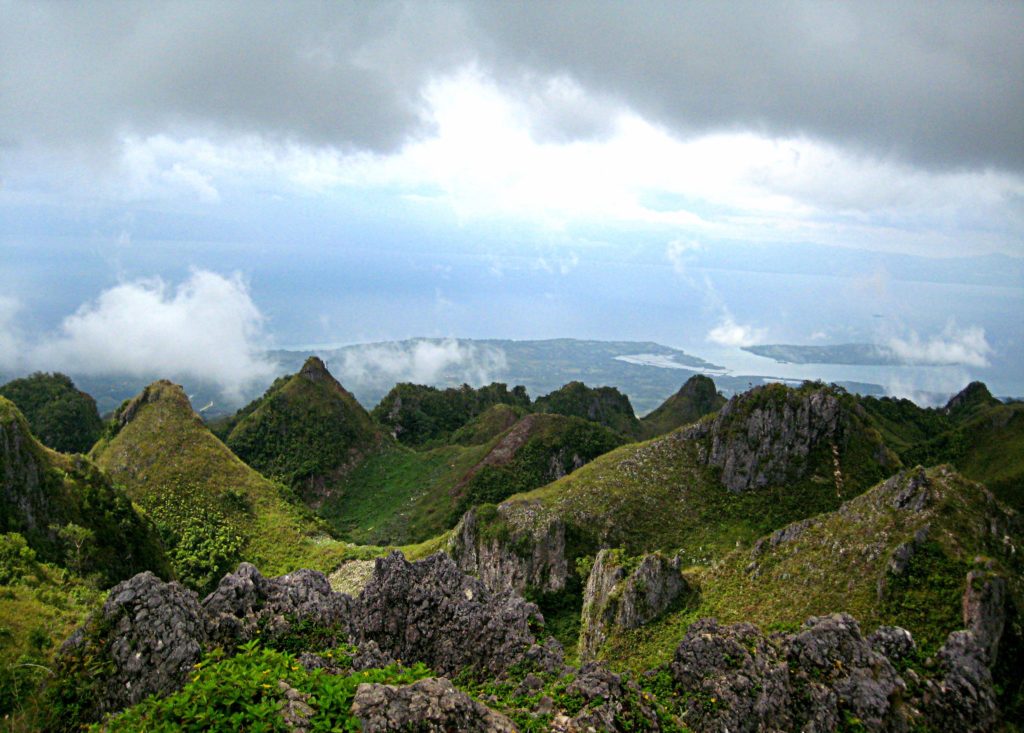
[599, 466, 1022, 672]
[318, 441, 491, 546]
[0, 536, 102, 726]
[318, 413, 623, 547]
[223, 358, 380, 496]
[89, 381, 377, 592]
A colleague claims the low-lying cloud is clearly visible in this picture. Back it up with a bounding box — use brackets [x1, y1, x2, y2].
[0, 297, 23, 372]
[337, 338, 507, 389]
[885, 321, 992, 368]
[706, 314, 767, 348]
[27, 271, 277, 402]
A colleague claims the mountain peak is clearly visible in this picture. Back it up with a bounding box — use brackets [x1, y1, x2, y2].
[944, 381, 999, 417]
[299, 355, 331, 382]
[114, 380, 194, 431]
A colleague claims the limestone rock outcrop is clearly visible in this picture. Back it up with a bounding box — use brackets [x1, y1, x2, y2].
[579, 550, 690, 661]
[351, 677, 518, 732]
[449, 504, 569, 595]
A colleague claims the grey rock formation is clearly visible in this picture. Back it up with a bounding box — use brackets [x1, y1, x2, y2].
[351, 677, 518, 732]
[681, 383, 893, 493]
[670, 614, 909, 732]
[355, 551, 558, 677]
[962, 569, 1007, 665]
[58, 571, 207, 719]
[668, 610, 1015, 733]
[203, 562, 353, 646]
[57, 552, 556, 724]
[449, 504, 568, 595]
[562, 662, 661, 732]
[579, 550, 690, 661]
[919, 629, 999, 731]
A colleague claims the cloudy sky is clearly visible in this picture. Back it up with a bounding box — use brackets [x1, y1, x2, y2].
[1, 1, 1022, 400]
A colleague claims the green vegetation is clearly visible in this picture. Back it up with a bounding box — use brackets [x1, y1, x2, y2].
[498, 383, 894, 569]
[89, 381, 375, 593]
[319, 413, 623, 546]
[534, 381, 640, 437]
[81, 642, 431, 732]
[448, 414, 625, 527]
[599, 466, 1022, 671]
[223, 357, 381, 500]
[371, 381, 531, 446]
[0, 372, 103, 454]
[0, 533, 102, 725]
[0, 396, 169, 587]
[320, 441, 492, 546]
[450, 403, 529, 445]
[860, 386, 1024, 512]
[639, 374, 725, 439]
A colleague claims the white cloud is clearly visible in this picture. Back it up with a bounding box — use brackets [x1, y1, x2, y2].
[93, 68, 1024, 258]
[706, 313, 767, 347]
[30, 271, 276, 402]
[666, 238, 702, 275]
[884, 368, 974, 408]
[338, 338, 507, 388]
[0, 297, 24, 372]
[885, 321, 992, 368]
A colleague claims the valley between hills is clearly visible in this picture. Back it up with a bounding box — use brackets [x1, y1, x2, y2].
[0, 360, 1021, 731]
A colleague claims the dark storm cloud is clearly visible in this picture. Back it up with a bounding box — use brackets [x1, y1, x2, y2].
[467, 1, 1024, 172]
[0, 2, 472, 154]
[2, 1, 1021, 172]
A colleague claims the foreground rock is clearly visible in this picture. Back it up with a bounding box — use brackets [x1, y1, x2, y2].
[669, 612, 1004, 732]
[351, 677, 517, 732]
[54, 547, 1015, 731]
[58, 572, 207, 718]
[449, 504, 569, 595]
[579, 549, 691, 661]
[55, 551, 557, 725]
[356, 551, 559, 676]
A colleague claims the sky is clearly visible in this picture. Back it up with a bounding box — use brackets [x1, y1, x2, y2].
[1, 1, 1022, 402]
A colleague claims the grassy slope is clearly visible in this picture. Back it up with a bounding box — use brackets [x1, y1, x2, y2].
[501, 387, 893, 566]
[861, 392, 1024, 512]
[450, 403, 529, 445]
[90, 381, 376, 589]
[639, 375, 725, 439]
[0, 373, 103, 455]
[320, 440, 492, 546]
[602, 466, 1023, 672]
[0, 397, 169, 586]
[224, 358, 381, 494]
[320, 413, 624, 546]
[0, 539, 102, 725]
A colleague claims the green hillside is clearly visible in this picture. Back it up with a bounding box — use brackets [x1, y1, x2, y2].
[89, 381, 370, 593]
[223, 357, 382, 504]
[0, 373, 103, 454]
[0, 396, 168, 586]
[534, 381, 640, 437]
[860, 383, 1024, 512]
[0, 533, 103, 724]
[639, 374, 725, 438]
[371, 381, 531, 446]
[600, 466, 1023, 678]
[321, 412, 623, 546]
[496, 382, 897, 565]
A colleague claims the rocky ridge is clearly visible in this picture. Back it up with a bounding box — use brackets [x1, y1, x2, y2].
[56, 550, 558, 726]
[681, 382, 897, 493]
[54, 538, 1019, 731]
[578, 549, 692, 661]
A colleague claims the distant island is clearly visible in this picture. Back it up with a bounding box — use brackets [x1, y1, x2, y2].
[744, 343, 907, 366]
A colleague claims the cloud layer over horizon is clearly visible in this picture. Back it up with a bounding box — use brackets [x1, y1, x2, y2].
[2, 271, 276, 402]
